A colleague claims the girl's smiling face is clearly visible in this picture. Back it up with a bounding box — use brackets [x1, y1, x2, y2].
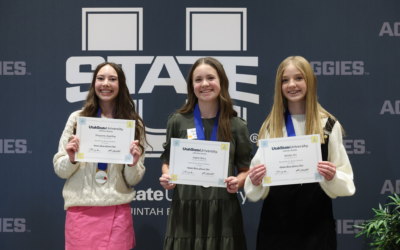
[95, 65, 119, 105]
[281, 63, 307, 105]
[192, 64, 221, 105]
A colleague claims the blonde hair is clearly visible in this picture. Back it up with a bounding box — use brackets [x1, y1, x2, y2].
[258, 56, 344, 145]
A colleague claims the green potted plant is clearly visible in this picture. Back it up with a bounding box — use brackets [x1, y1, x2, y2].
[354, 193, 400, 249]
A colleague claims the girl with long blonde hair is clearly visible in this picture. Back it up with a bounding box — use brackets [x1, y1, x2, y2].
[245, 56, 355, 249]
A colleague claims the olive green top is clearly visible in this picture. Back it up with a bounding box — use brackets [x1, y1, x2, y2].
[160, 112, 253, 250]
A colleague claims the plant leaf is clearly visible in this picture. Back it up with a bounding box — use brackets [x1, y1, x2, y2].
[355, 231, 365, 238]
[367, 223, 374, 237]
[387, 196, 398, 203]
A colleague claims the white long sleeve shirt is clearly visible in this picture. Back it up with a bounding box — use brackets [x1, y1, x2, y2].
[244, 115, 355, 202]
[53, 110, 146, 210]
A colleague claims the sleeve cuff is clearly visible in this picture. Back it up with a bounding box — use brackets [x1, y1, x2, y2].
[320, 171, 355, 197]
[67, 156, 80, 167]
[244, 176, 269, 202]
[160, 150, 170, 163]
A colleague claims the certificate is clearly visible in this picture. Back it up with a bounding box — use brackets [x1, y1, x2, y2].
[259, 134, 323, 186]
[74, 117, 135, 164]
[169, 139, 230, 187]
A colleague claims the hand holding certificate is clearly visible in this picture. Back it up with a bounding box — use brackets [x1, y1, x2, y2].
[168, 139, 230, 187]
[74, 117, 136, 164]
[259, 134, 323, 186]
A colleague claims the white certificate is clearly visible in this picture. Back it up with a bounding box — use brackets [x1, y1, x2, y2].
[169, 139, 230, 187]
[259, 134, 323, 186]
[74, 117, 135, 164]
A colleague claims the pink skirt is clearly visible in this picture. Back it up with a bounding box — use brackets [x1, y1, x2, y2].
[65, 204, 135, 250]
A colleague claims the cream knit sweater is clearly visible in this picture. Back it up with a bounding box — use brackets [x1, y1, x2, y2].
[244, 115, 355, 202]
[53, 110, 146, 210]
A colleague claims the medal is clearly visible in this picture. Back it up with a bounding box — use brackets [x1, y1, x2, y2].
[96, 109, 109, 184]
[284, 109, 296, 137]
[95, 170, 108, 184]
[193, 104, 220, 189]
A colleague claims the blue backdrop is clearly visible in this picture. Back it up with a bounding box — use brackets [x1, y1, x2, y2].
[1, 0, 399, 249]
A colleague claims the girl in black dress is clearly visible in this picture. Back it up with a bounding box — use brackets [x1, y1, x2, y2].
[245, 56, 355, 250]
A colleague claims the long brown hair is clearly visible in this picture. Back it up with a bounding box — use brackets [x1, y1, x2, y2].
[178, 57, 237, 142]
[258, 56, 344, 145]
[75, 62, 151, 154]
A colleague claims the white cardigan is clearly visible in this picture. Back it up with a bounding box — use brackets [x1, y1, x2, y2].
[244, 115, 355, 202]
[53, 110, 146, 210]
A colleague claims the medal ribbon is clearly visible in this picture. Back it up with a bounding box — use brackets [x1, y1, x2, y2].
[193, 103, 220, 141]
[97, 108, 108, 171]
[284, 109, 296, 137]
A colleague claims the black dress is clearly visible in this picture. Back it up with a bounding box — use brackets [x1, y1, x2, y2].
[257, 117, 338, 250]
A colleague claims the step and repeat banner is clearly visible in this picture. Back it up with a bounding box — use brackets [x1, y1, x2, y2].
[1, 0, 399, 249]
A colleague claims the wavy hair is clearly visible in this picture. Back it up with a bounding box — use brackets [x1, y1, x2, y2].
[178, 57, 237, 142]
[74, 62, 151, 154]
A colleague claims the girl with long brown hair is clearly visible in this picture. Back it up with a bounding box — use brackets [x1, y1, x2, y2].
[159, 57, 253, 250]
[54, 62, 149, 250]
[245, 56, 355, 249]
